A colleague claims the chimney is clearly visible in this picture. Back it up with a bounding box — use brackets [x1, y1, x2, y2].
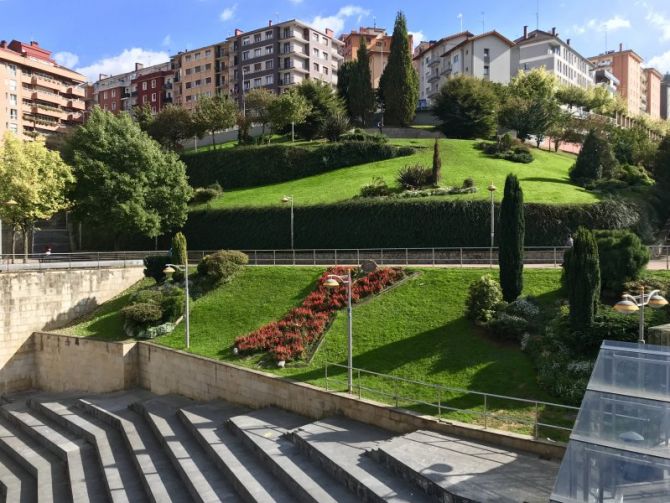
[523, 25, 528, 39]
[567, 38, 571, 46]
[326, 28, 334, 38]
[0, 40, 5, 49]
[30, 41, 39, 47]
[551, 27, 556, 36]
[235, 29, 244, 36]
[269, 20, 272, 27]
[135, 62, 144, 71]
[619, 42, 623, 52]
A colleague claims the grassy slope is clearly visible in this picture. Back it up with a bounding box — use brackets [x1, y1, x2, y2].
[193, 139, 597, 209]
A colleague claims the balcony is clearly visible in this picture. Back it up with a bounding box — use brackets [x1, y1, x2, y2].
[164, 96, 173, 103]
[427, 58, 440, 67]
[164, 82, 173, 89]
[35, 105, 67, 120]
[66, 86, 86, 98]
[427, 72, 441, 83]
[32, 90, 67, 107]
[440, 65, 453, 76]
[68, 99, 86, 110]
[32, 74, 65, 93]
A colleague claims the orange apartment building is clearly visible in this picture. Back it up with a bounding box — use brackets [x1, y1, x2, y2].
[0, 39, 86, 141]
[644, 67, 662, 119]
[171, 43, 226, 112]
[341, 27, 412, 88]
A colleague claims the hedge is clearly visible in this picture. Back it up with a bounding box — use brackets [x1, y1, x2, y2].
[182, 141, 415, 189]
[182, 199, 642, 250]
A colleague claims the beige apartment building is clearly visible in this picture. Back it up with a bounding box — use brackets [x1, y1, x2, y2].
[0, 39, 86, 141]
[172, 43, 224, 111]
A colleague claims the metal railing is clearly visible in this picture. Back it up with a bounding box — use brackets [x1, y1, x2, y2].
[324, 362, 580, 441]
[0, 251, 151, 272]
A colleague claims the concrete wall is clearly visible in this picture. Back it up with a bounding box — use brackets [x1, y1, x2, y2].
[0, 267, 144, 392]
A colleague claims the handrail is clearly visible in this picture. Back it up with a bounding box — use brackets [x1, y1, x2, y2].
[324, 362, 579, 440]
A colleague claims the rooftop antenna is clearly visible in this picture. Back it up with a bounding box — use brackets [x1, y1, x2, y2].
[373, 16, 376, 29]
[605, 28, 608, 52]
[457, 13, 463, 33]
[481, 11, 485, 33]
[536, 0, 539, 30]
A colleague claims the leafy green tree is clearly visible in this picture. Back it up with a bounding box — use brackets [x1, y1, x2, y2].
[294, 80, 345, 140]
[148, 105, 197, 150]
[348, 38, 376, 125]
[555, 85, 591, 110]
[268, 89, 311, 142]
[323, 110, 350, 141]
[564, 227, 601, 331]
[655, 135, 670, 190]
[432, 76, 498, 139]
[336, 61, 356, 116]
[594, 230, 649, 294]
[431, 138, 442, 185]
[378, 11, 419, 126]
[547, 111, 583, 152]
[499, 174, 525, 302]
[499, 68, 560, 143]
[608, 126, 657, 167]
[171, 231, 188, 282]
[569, 129, 618, 185]
[245, 88, 277, 140]
[193, 95, 237, 148]
[64, 107, 192, 249]
[0, 133, 74, 259]
[133, 103, 154, 132]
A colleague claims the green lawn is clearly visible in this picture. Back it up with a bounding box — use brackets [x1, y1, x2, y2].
[193, 139, 597, 209]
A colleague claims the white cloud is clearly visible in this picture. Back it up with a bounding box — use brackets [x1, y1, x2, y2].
[220, 4, 237, 22]
[647, 9, 670, 40]
[571, 15, 630, 35]
[76, 48, 169, 82]
[648, 50, 670, 74]
[162, 35, 172, 47]
[409, 31, 424, 46]
[308, 5, 370, 34]
[54, 51, 79, 69]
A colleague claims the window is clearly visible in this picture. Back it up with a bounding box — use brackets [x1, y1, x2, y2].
[254, 63, 262, 71]
[254, 48, 261, 58]
[186, 82, 192, 89]
[283, 43, 290, 54]
[313, 62, 319, 71]
[265, 45, 273, 54]
[151, 79, 156, 88]
[243, 51, 249, 60]
[254, 78, 261, 87]
[453, 54, 459, 63]
[7, 64, 16, 76]
[243, 80, 250, 91]
[322, 36, 328, 45]
[142, 82, 147, 90]
[323, 51, 328, 60]
[186, 68, 192, 75]
[195, 79, 202, 86]
[8, 123, 17, 134]
[242, 37, 250, 46]
[243, 65, 250, 73]
[151, 92, 156, 102]
[194, 52, 201, 60]
[111, 89, 116, 97]
[312, 33, 319, 42]
[102, 91, 107, 99]
[9, 109, 17, 120]
[283, 28, 291, 38]
[152, 106, 156, 113]
[265, 30, 273, 39]
[8, 79, 16, 91]
[205, 63, 212, 70]
[323, 67, 329, 75]
[112, 102, 117, 110]
[313, 48, 319, 57]
[265, 60, 273, 70]
[484, 48, 490, 57]
[265, 74, 274, 85]
[194, 65, 201, 73]
[254, 34, 261, 43]
[186, 95, 192, 102]
[483, 65, 490, 76]
[185, 55, 192, 61]
[205, 77, 212, 84]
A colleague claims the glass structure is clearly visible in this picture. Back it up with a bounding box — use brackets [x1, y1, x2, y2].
[552, 340, 670, 502]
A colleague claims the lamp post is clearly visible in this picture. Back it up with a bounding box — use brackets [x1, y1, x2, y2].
[613, 287, 668, 344]
[163, 261, 190, 349]
[281, 195, 294, 250]
[487, 182, 496, 267]
[324, 271, 353, 393]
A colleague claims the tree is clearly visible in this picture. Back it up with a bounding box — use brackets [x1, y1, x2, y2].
[268, 89, 311, 142]
[148, 105, 197, 150]
[546, 111, 583, 152]
[378, 11, 419, 126]
[294, 80, 345, 140]
[322, 110, 350, 141]
[608, 126, 656, 167]
[64, 107, 192, 249]
[431, 139, 442, 185]
[245, 88, 276, 140]
[193, 95, 237, 148]
[564, 227, 600, 331]
[655, 135, 670, 191]
[347, 38, 376, 125]
[336, 60, 356, 116]
[555, 85, 591, 110]
[133, 103, 154, 133]
[499, 68, 560, 143]
[569, 129, 618, 185]
[498, 174, 525, 302]
[171, 231, 188, 282]
[432, 76, 498, 139]
[0, 133, 74, 259]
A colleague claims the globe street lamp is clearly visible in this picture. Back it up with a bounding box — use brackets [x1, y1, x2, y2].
[487, 182, 496, 267]
[613, 287, 668, 344]
[163, 261, 191, 349]
[324, 270, 353, 393]
[281, 195, 294, 250]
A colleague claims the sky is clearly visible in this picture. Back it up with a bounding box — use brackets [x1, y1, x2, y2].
[1, 0, 670, 82]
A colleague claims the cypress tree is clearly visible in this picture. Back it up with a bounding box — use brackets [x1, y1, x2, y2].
[499, 174, 525, 302]
[348, 38, 376, 126]
[431, 138, 442, 185]
[171, 232, 188, 282]
[564, 227, 601, 331]
[379, 11, 419, 126]
[569, 129, 617, 185]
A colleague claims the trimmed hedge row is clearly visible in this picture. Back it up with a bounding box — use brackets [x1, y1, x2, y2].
[183, 199, 642, 250]
[182, 141, 415, 189]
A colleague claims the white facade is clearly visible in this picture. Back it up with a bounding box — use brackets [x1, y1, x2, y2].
[442, 32, 513, 84]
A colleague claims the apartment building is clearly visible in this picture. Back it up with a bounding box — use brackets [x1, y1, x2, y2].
[0, 39, 86, 140]
[644, 67, 662, 119]
[513, 27, 594, 88]
[441, 31, 514, 83]
[662, 73, 670, 120]
[171, 43, 223, 111]
[413, 32, 473, 107]
[341, 27, 412, 88]
[589, 46, 646, 116]
[94, 62, 173, 114]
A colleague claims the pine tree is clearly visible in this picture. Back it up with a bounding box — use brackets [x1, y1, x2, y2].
[378, 11, 419, 126]
[499, 174, 525, 302]
[569, 129, 617, 185]
[564, 227, 601, 331]
[171, 232, 188, 282]
[348, 38, 376, 125]
[431, 138, 442, 185]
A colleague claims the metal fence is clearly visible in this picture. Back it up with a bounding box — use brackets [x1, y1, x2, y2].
[324, 362, 580, 441]
[0, 251, 151, 272]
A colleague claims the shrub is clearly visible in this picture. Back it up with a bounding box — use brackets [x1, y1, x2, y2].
[594, 229, 649, 294]
[498, 133, 514, 152]
[397, 165, 432, 189]
[122, 302, 163, 326]
[159, 287, 186, 321]
[143, 255, 171, 284]
[462, 177, 475, 189]
[323, 111, 350, 141]
[487, 313, 529, 342]
[197, 250, 249, 284]
[498, 151, 534, 164]
[570, 129, 618, 185]
[130, 289, 163, 305]
[616, 164, 654, 187]
[190, 188, 220, 204]
[505, 298, 540, 322]
[340, 129, 388, 143]
[359, 177, 391, 198]
[465, 275, 503, 324]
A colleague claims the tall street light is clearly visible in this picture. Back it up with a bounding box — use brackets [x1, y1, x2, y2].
[324, 271, 353, 393]
[281, 195, 294, 250]
[487, 182, 496, 267]
[163, 260, 191, 349]
[614, 287, 668, 344]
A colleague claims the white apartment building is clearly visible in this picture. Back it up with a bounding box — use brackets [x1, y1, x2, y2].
[512, 27, 594, 88]
[441, 31, 514, 84]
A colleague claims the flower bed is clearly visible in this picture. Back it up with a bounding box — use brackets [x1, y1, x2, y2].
[234, 266, 405, 362]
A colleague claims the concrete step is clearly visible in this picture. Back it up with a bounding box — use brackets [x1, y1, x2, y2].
[0, 414, 72, 501]
[0, 447, 37, 503]
[228, 408, 357, 503]
[132, 395, 241, 503]
[30, 398, 149, 503]
[290, 417, 433, 503]
[0, 400, 108, 502]
[370, 429, 560, 503]
[179, 402, 296, 503]
[77, 392, 191, 503]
